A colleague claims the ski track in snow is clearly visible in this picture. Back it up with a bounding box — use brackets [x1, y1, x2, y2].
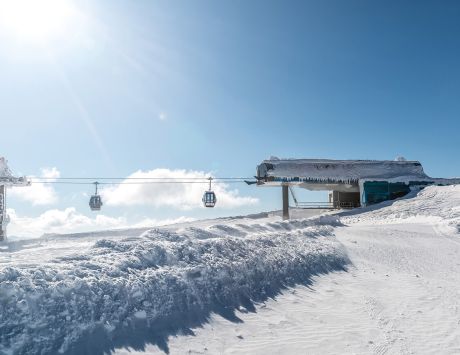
[116, 185, 460, 355]
[0, 215, 348, 355]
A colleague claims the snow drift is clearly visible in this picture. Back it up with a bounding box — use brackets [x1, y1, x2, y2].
[0, 216, 348, 354]
[341, 185, 460, 232]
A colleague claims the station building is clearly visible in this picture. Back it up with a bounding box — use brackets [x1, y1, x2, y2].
[256, 158, 458, 219]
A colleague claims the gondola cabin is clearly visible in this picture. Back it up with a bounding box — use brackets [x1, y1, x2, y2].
[89, 182, 103, 211]
[89, 195, 103, 211]
[202, 190, 216, 208]
[202, 177, 217, 208]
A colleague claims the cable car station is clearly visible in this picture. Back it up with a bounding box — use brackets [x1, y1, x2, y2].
[255, 158, 460, 220]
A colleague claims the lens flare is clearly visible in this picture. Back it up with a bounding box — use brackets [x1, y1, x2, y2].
[0, 0, 77, 42]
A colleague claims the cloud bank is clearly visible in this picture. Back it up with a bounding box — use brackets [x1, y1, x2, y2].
[7, 208, 195, 238]
[101, 169, 258, 210]
[8, 167, 59, 205]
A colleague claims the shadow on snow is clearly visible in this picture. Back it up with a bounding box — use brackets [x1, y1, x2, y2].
[0, 217, 349, 355]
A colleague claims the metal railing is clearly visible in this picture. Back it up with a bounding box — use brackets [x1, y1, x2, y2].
[334, 201, 360, 209]
[288, 186, 360, 209]
[292, 202, 334, 209]
[291, 201, 360, 209]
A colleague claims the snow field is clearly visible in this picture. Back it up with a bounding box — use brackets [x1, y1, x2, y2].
[0, 216, 348, 354]
[135, 185, 460, 355]
[3, 185, 459, 355]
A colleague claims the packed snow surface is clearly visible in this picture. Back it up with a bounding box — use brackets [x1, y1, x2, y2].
[129, 185, 460, 355]
[0, 215, 347, 354]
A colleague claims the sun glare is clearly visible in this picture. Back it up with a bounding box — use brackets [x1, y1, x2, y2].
[0, 0, 77, 42]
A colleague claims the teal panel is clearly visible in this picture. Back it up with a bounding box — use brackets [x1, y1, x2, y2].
[363, 181, 389, 204]
[363, 181, 411, 205]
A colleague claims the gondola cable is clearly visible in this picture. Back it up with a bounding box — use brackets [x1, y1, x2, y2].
[28, 175, 257, 211]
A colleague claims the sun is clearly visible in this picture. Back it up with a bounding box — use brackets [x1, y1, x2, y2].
[0, 0, 77, 42]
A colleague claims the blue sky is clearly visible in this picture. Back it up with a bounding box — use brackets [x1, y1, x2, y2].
[1, 0, 460, 236]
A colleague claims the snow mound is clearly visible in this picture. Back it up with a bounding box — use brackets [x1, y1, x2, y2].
[0, 216, 348, 354]
[341, 185, 460, 231]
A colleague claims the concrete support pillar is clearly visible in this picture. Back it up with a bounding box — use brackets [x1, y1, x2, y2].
[282, 185, 289, 220]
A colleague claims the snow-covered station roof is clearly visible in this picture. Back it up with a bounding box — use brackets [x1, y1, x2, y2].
[256, 158, 431, 187]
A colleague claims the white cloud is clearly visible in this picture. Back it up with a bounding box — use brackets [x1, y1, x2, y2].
[158, 112, 167, 121]
[7, 208, 195, 238]
[41, 167, 60, 179]
[101, 169, 258, 210]
[8, 167, 60, 205]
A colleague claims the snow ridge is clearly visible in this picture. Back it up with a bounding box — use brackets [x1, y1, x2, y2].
[0, 216, 348, 355]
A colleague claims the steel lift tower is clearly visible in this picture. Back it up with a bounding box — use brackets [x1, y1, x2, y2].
[0, 157, 30, 241]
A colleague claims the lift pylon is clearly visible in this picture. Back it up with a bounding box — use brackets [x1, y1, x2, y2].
[0, 157, 30, 241]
